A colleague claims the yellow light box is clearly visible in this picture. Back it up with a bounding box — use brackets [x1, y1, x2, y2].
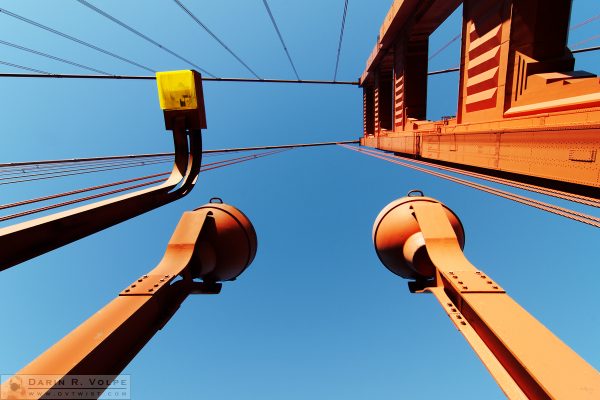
[156, 70, 199, 111]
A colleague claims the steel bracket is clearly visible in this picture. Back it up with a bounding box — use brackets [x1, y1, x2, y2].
[444, 270, 505, 293]
[120, 274, 174, 296]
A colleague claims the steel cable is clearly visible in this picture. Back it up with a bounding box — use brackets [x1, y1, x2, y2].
[333, 0, 349, 81]
[0, 39, 111, 75]
[262, 0, 300, 80]
[74, 0, 215, 77]
[388, 151, 600, 207]
[340, 145, 600, 228]
[173, 0, 260, 79]
[0, 148, 288, 222]
[0, 7, 153, 72]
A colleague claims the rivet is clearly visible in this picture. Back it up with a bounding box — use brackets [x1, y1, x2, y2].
[461, 321, 467, 326]
[447, 303, 452, 307]
[124, 289, 130, 292]
[143, 275, 148, 278]
[456, 315, 462, 319]
[475, 271, 481, 274]
[462, 286, 468, 289]
[138, 279, 143, 282]
[451, 308, 457, 312]
[131, 284, 136, 288]
[452, 275, 458, 279]
[449, 271, 454, 274]
[159, 279, 165, 282]
[148, 288, 153, 292]
[154, 284, 159, 287]
[487, 280, 493, 284]
[164, 275, 169, 278]
[458, 281, 463, 284]
[493, 286, 499, 289]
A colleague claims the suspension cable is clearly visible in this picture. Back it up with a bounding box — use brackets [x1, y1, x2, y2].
[388, 152, 600, 207]
[333, 0, 349, 81]
[0, 149, 288, 222]
[429, 33, 461, 61]
[0, 72, 359, 84]
[340, 145, 600, 228]
[0, 155, 172, 177]
[172, 0, 260, 79]
[570, 12, 600, 31]
[0, 151, 268, 210]
[0, 159, 172, 186]
[0, 140, 359, 169]
[0, 60, 50, 74]
[0, 7, 153, 72]
[74, 0, 215, 77]
[0, 39, 110, 75]
[262, 0, 300, 80]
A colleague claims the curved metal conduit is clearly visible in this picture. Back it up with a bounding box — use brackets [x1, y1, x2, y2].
[0, 119, 202, 271]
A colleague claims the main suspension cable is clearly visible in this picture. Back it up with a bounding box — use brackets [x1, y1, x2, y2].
[340, 145, 600, 228]
[74, 0, 215, 77]
[333, 0, 349, 81]
[262, 0, 300, 80]
[0, 7, 153, 72]
[172, 0, 260, 79]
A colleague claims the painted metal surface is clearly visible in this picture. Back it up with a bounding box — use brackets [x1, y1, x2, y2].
[0, 202, 257, 400]
[360, 0, 600, 193]
[372, 193, 600, 399]
[0, 72, 207, 271]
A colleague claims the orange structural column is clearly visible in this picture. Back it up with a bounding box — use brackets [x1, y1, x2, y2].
[359, 0, 600, 195]
[372, 194, 600, 399]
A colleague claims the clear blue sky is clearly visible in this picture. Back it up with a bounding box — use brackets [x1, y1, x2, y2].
[0, 1, 598, 399]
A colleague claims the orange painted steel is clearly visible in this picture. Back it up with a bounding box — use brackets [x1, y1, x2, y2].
[372, 194, 600, 399]
[354, 145, 600, 207]
[0, 201, 257, 400]
[0, 74, 207, 271]
[340, 144, 600, 227]
[360, 0, 600, 194]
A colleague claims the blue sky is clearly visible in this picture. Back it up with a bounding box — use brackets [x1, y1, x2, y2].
[0, 1, 598, 399]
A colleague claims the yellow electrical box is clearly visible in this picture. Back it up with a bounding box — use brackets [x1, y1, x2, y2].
[156, 70, 199, 111]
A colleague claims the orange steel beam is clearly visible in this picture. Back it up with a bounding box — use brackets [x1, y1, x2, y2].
[359, 0, 600, 195]
[0, 201, 257, 400]
[372, 194, 600, 399]
[0, 74, 207, 271]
